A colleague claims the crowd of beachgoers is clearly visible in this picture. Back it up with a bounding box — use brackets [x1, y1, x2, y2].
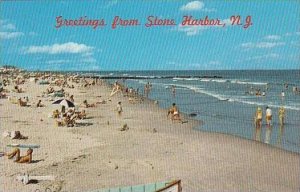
[0, 67, 299, 192]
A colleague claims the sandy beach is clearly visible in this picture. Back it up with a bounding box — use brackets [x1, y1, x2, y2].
[0, 72, 299, 192]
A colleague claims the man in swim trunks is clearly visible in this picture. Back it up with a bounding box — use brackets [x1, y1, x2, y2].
[266, 106, 272, 127]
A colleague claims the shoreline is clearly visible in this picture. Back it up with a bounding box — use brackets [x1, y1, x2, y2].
[0, 72, 299, 192]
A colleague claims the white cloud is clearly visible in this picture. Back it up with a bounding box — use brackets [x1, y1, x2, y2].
[208, 60, 221, 65]
[80, 57, 97, 63]
[245, 53, 280, 62]
[1, 23, 16, 30]
[177, 24, 208, 36]
[284, 32, 292, 37]
[29, 32, 37, 36]
[291, 41, 300, 47]
[180, 1, 204, 11]
[0, 32, 24, 39]
[202, 8, 217, 12]
[104, 0, 118, 8]
[0, 20, 25, 40]
[24, 42, 94, 54]
[46, 59, 71, 64]
[264, 35, 281, 40]
[241, 42, 285, 49]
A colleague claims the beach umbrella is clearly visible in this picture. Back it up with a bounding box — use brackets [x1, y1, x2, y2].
[52, 99, 75, 108]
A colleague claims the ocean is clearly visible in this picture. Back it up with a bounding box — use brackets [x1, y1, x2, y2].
[94, 70, 300, 154]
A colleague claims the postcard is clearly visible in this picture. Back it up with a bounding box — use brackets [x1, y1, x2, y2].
[0, 1, 299, 192]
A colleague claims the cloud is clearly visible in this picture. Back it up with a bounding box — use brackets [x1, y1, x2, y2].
[0, 32, 24, 39]
[291, 41, 300, 47]
[24, 42, 94, 54]
[46, 59, 71, 64]
[1, 23, 16, 30]
[0, 20, 25, 40]
[180, 1, 204, 11]
[208, 60, 221, 65]
[80, 57, 97, 63]
[177, 24, 208, 36]
[241, 42, 285, 49]
[264, 35, 281, 40]
[104, 0, 118, 8]
[245, 53, 280, 62]
[29, 32, 37, 36]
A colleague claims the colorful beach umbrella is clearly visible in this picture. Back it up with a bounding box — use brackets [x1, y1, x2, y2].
[52, 99, 75, 108]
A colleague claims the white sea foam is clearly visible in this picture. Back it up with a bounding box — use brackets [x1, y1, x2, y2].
[230, 80, 267, 86]
[173, 77, 200, 81]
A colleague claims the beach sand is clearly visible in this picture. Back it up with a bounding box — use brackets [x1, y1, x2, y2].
[0, 77, 299, 192]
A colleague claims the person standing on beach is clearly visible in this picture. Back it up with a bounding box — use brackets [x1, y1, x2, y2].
[278, 107, 285, 126]
[265, 106, 272, 127]
[69, 95, 74, 103]
[254, 107, 263, 129]
[171, 85, 176, 97]
[117, 101, 123, 116]
[144, 82, 151, 98]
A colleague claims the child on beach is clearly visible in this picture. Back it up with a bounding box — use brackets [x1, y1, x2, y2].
[117, 102, 123, 115]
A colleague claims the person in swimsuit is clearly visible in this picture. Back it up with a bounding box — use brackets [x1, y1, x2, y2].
[5, 148, 33, 163]
[167, 103, 182, 123]
[278, 107, 285, 126]
[266, 106, 272, 127]
[255, 107, 263, 129]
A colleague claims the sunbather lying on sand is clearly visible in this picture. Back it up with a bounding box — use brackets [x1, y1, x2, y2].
[5, 148, 33, 163]
[0, 92, 7, 99]
[56, 116, 75, 127]
[18, 98, 27, 107]
[46, 86, 54, 94]
[76, 110, 86, 119]
[82, 100, 96, 108]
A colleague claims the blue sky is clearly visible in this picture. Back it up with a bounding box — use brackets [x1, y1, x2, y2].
[1, 0, 299, 71]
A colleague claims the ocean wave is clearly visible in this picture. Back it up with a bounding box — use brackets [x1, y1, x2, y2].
[227, 98, 300, 111]
[211, 79, 228, 83]
[173, 77, 200, 81]
[230, 80, 267, 86]
[134, 80, 300, 111]
[167, 83, 300, 111]
[136, 75, 156, 79]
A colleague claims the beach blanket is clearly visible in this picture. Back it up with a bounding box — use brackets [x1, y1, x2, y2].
[39, 80, 49, 85]
[7, 144, 40, 149]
